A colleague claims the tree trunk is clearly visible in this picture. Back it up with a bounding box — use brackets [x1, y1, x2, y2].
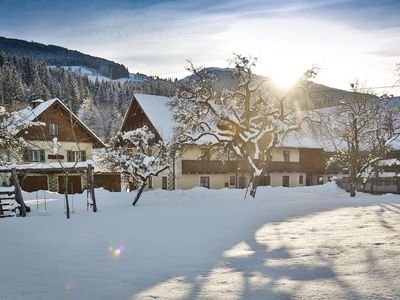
[132, 182, 146, 206]
[249, 176, 259, 198]
[350, 181, 356, 197]
[64, 174, 70, 219]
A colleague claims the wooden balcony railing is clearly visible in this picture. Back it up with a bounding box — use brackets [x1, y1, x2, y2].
[181, 160, 307, 174]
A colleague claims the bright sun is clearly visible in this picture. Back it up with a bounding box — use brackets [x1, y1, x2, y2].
[256, 62, 306, 90]
[270, 70, 302, 89]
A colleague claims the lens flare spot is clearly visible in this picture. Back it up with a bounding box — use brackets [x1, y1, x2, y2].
[109, 244, 125, 258]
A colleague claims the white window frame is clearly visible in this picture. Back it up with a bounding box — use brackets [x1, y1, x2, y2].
[27, 149, 45, 162]
[199, 176, 210, 189]
[67, 150, 86, 162]
[49, 123, 59, 136]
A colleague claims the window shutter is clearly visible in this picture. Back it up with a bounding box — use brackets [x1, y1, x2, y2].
[23, 149, 30, 162]
[67, 151, 73, 162]
[39, 150, 45, 162]
[81, 151, 86, 162]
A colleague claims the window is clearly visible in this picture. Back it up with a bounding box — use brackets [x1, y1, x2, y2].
[200, 176, 210, 188]
[200, 148, 210, 160]
[299, 175, 304, 185]
[283, 150, 290, 162]
[49, 123, 59, 135]
[162, 176, 168, 190]
[25, 149, 45, 162]
[229, 175, 236, 186]
[148, 176, 153, 188]
[258, 175, 271, 186]
[67, 150, 86, 162]
[282, 175, 290, 187]
[318, 176, 324, 185]
[229, 150, 236, 160]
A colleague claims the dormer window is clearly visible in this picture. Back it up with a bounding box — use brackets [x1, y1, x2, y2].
[49, 123, 59, 136]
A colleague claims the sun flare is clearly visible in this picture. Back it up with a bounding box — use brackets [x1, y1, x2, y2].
[271, 71, 301, 89]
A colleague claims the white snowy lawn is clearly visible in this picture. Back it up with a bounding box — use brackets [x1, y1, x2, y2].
[1, 183, 400, 299]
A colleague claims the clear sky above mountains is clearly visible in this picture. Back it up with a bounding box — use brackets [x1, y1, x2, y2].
[0, 0, 399, 94]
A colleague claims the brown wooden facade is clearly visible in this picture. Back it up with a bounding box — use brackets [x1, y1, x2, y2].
[20, 100, 104, 148]
[120, 96, 161, 140]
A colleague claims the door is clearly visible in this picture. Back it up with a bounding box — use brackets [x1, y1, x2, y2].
[58, 175, 83, 194]
[94, 174, 121, 192]
[162, 176, 168, 190]
[238, 176, 246, 189]
[282, 175, 290, 187]
[258, 175, 271, 186]
[21, 175, 48, 192]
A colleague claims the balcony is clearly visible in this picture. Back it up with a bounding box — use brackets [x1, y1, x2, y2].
[181, 160, 303, 174]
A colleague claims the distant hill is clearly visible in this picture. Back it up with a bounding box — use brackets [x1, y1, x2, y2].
[0, 37, 129, 79]
[182, 67, 372, 109]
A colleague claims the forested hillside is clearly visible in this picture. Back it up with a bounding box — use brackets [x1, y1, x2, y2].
[0, 51, 177, 142]
[0, 37, 129, 79]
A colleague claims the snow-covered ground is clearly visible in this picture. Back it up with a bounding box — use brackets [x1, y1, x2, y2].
[0, 183, 399, 299]
[49, 66, 148, 83]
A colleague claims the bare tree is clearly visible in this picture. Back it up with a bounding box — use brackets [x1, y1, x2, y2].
[329, 83, 400, 196]
[100, 126, 170, 206]
[0, 105, 42, 165]
[169, 54, 320, 197]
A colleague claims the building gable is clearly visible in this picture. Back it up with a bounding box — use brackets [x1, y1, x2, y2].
[20, 100, 105, 148]
[120, 97, 162, 140]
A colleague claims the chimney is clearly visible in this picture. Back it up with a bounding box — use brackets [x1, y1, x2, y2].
[31, 99, 44, 109]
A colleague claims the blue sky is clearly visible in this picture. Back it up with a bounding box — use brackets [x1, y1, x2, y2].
[0, 0, 399, 93]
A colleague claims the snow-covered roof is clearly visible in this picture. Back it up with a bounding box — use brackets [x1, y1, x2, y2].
[11, 98, 105, 148]
[12, 98, 58, 126]
[133, 94, 177, 140]
[0, 160, 96, 172]
[378, 159, 400, 167]
[279, 132, 329, 150]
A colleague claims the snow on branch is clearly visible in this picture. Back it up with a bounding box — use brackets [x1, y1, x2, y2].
[0, 106, 43, 166]
[99, 126, 170, 205]
[169, 54, 321, 198]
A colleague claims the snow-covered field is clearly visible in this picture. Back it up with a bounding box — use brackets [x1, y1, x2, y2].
[1, 183, 399, 299]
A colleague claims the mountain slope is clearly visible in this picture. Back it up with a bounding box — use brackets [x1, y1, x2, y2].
[182, 67, 368, 108]
[0, 36, 129, 79]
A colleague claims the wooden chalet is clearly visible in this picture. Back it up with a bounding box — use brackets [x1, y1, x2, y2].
[0, 98, 120, 194]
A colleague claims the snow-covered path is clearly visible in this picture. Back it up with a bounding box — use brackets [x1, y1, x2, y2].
[0, 183, 399, 299]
